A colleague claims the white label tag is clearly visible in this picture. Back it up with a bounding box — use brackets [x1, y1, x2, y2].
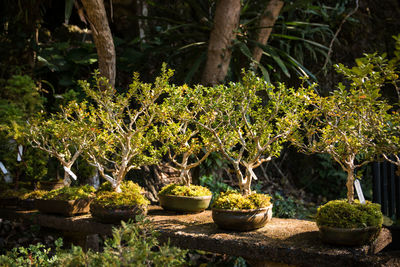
[4, 173, 12, 183]
[63, 166, 77, 180]
[17, 145, 23, 162]
[354, 179, 366, 204]
[0, 161, 8, 174]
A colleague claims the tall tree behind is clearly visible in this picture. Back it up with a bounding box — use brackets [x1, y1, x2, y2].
[201, 0, 241, 86]
[252, 0, 284, 65]
[81, 0, 116, 87]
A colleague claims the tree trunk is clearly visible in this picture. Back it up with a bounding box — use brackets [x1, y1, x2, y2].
[346, 168, 355, 204]
[252, 0, 284, 65]
[81, 0, 116, 87]
[201, 0, 241, 86]
[239, 173, 252, 196]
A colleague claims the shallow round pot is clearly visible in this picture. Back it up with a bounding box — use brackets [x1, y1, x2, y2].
[90, 203, 147, 224]
[212, 204, 273, 231]
[158, 194, 212, 213]
[318, 225, 381, 246]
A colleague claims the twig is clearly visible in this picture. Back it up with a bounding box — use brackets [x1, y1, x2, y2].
[322, 0, 359, 71]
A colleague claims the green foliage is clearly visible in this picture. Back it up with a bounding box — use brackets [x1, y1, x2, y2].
[292, 52, 396, 202]
[20, 190, 48, 200]
[199, 175, 232, 204]
[78, 66, 173, 191]
[56, 216, 187, 267]
[190, 70, 314, 194]
[212, 190, 271, 210]
[158, 183, 212, 197]
[93, 181, 150, 208]
[316, 199, 383, 228]
[271, 192, 297, 219]
[0, 239, 63, 267]
[0, 218, 187, 267]
[42, 185, 95, 201]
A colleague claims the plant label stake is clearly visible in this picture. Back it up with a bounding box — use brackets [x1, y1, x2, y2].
[63, 166, 77, 180]
[354, 179, 365, 204]
[17, 145, 23, 162]
[0, 161, 12, 183]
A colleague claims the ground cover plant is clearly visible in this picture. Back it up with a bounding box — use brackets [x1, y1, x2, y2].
[0, 217, 187, 267]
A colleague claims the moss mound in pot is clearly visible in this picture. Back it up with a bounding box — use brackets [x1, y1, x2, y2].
[316, 199, 383, 246]
[211, 191, 273, 231]
[158, 184, 212, 213]
[91, 181, 150, 223]
[36, 185, 95, 216]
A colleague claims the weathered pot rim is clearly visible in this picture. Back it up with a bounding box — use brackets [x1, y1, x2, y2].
[158, 194, 212, 200]
[318, 224, 381, 231]
[212, 204, 273, 213]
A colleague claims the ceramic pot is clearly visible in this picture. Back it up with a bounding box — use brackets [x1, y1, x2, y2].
[158, 194, 212, 213]
[36, 198, 91, 216]
[212, 204, 273, 231]
[90, 203, 147, 224]
[318, 225, 381, 246]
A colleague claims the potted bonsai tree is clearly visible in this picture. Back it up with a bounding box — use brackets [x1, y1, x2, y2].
[76, 67, 172, 222]
[36, 184, 96, 216]
[291, 53, 391, 245]
[157, 84, 214, 213]
[90, 180, 150, 223]
[192, 71, 313, 231]
[27, 100, 93, 188]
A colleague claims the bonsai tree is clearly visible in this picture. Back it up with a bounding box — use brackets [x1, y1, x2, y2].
[292, 53, 394, 204]
[158, 84, 216, 186]
[79, 67, 173, 192]
[27, 101, 93, 186]
[190, 71, 312, 196]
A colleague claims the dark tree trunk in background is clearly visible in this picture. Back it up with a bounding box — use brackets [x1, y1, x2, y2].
[201, 0, 241, 86]
[252, 0, 284, 65]
[81, 0, 116, 87]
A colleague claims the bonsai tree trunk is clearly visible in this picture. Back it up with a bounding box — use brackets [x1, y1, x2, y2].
[201, 0, 241, 85]
[81, 0, 116, 87]
[345, 164, 356, 204]
[252, 0, 284, 64]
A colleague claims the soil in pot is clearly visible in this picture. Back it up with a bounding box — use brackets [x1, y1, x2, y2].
[212, 205, 273, 231]
[90, 203, 147, 224]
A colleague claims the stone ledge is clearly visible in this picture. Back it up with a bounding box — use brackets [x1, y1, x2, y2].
[0, 207, 397, 267]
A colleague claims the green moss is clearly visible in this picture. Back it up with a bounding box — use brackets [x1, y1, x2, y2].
[158, 184, 212, 197]
[93, 181, 150, 208]
[42, 185, 96, 201]
[316, 199, 383, 228]
[20, 190, 48, 200]
[212, 190, 272, 210]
